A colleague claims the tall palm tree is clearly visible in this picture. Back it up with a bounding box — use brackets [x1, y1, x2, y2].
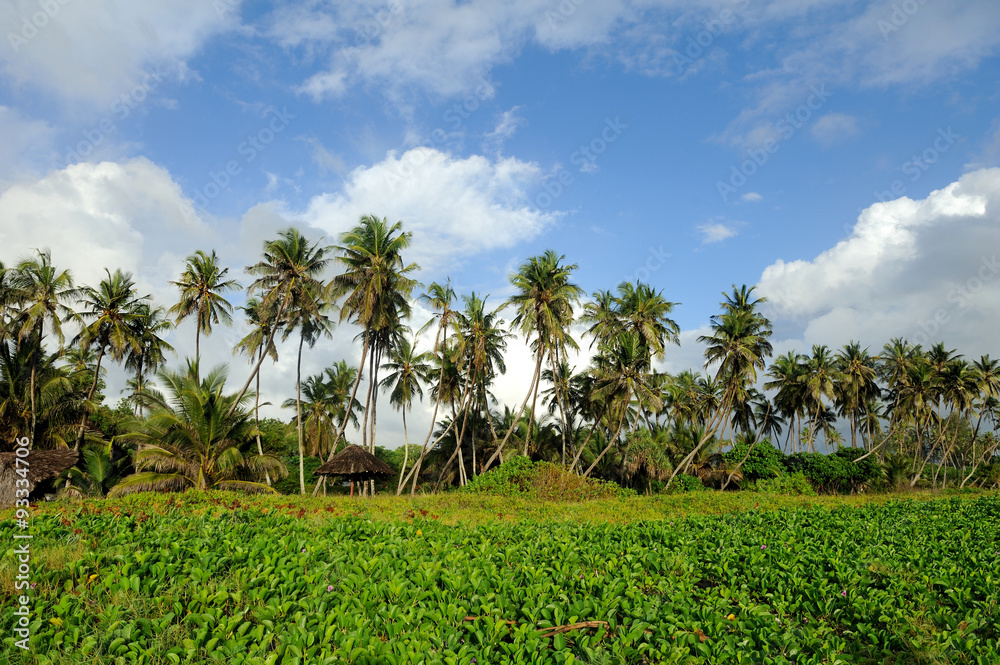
[669, 285, 772, 485]
[380, 336, 432, 492]
[169, 250, 240, 382]
[582, 331, 662, 477]
[284, 281, 334, 494]
[488, 250, 583, 467]
[323, 215, 419, 487]
[399, 281, 455, 495]
[803, 344, 839, 452]
[237, 228, 334, 415]
[112, 363, 286, 494]
[834, 342, 880, 449]
[234, 295, 280, 480]
[73, 269, 148, 449]
[124, 302, 174, 417]
[764, 351, 808, 452]
[10, 249, 80, 446]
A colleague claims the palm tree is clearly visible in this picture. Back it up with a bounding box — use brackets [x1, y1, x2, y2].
[73, 269, 148, 449]
[284, 281, 335, 494]
[238, 228, 334, 415]
[582, 331, 662, 477]
[124, 302, 174, 417]
[380, 336, 432, 492]
[169, 250, 240, 382]
[399, 281, 456, 495]
[488, 250, 583, 467]
[668, 285, 772, 486]
[234, 295, 280, 481]
[9, 249, 80, 446]
[112, 363, 286, 494]
[834, 342, 880, 449]
[803, 345, 839, 452]
[322, 215, 419, 494]
[764, 351, 808, 452]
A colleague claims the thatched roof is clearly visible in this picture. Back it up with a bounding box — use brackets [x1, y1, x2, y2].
[315, 445, 394, 480]
[0, 449, 79, 507]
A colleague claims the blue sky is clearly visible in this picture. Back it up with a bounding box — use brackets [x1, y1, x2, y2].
[2, 0, 1000, 442]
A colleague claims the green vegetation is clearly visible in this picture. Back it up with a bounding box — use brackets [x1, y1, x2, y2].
[3, 491, 998, 663]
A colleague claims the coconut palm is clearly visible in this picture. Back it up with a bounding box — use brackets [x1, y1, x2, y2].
[237, 228, 334, 414]
[169, 250, 240, 382]
[380, 336, 432, 492]
[284, 281, 335, 494]
[803, 345, 840, 452]
[834, 342, 880, 449]
[399, 281, 456, 495]
[488, 250, 583, 467]
[9, 250, 80, 446]
[73, 269, 148, 449]
[124, 302, 174, 417]
[112, 363, 286, 495]
[764, 351, 808, 452]
[668, 285, 772, 486]
[234, 295, 281, 480]
[324, 215, 419, 470]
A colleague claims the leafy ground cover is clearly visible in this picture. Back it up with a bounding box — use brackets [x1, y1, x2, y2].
[3, 491, 999, 664]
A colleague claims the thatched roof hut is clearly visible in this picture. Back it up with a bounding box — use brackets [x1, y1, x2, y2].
[315, 445, 393, 496]
[0, 449, 78, 507]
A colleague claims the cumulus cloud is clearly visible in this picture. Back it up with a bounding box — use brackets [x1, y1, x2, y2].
[0, 0, 235, 107]
[757, 167, 1000, 355]
[698, 219, 740, 244]
[741, 191, 763, 203]
[295, 147, 560, 272]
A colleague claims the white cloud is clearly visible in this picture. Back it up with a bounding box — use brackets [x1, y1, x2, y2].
[295, 147, 561, 272]
[810, 112, 859, 145]
[698, 219, 740, 244]
[757, 167, 1000, 355]
[741, 191, 763, 202]
[483, 106, 524, 153]
[0, 0, 235, 107]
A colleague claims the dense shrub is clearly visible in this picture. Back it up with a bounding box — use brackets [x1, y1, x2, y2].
[751, 471, 817, 496]
[722, 439, 784, 482]
[465, 456, 633, 500]
[783, 448, 882, 494]
[665, 473, 706, 493]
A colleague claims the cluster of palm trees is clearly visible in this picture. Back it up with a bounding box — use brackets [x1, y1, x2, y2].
[2, 215, 998, 497]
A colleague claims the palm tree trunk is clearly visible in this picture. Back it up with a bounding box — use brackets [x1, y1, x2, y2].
[399, 318, 447, 496]
[229, 296, 291, 417]
[396, 410, 410, 493]
[525, 335, 544, 455]
[483, 340, 544, 470]
[254, 347, 271, 485]
[74, 344, 106, 450]
[583, 397, 630, 478]
[195, 297, 204, 383]
[666, 382, 736, 487]
[296, 331, 306, 494]
[570, 409, 604, 473]
[313, 330, 371, 496]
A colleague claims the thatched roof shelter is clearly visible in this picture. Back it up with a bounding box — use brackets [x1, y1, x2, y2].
[315, 445, 393, 496]
[0, 449, 78, 507]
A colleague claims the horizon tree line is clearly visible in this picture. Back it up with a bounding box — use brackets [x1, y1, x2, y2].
[1, 217, 998, 496]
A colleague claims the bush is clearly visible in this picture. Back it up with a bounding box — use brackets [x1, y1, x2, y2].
[722, 439, 784, 482]
[464, 456, 633, 500]
[274, 456, 324, 495]
[783, 449, 882, 494]
[751, 472, 817, 496]
[665, 473, 706, 494]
